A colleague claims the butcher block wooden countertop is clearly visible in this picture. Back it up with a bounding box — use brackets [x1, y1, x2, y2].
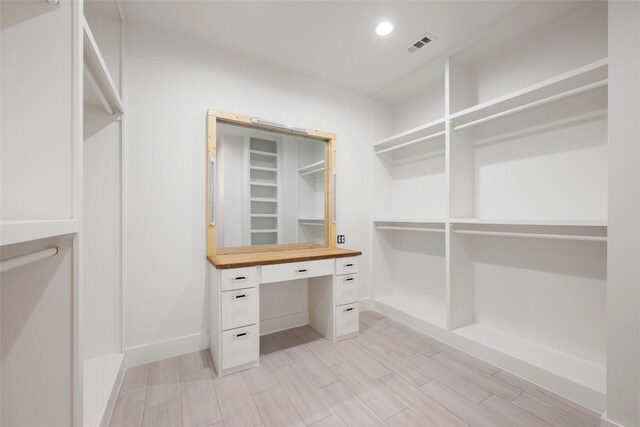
[208, 247, 362, 269]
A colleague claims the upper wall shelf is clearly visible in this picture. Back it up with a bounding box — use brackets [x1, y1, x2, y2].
[373, 219, 446, 233]
[450, 219, 607, 242]
[373, 118, 446, 156]
[450, 59, 608, 131]
[1, 220, 79, 246]
[298, 160, 325, 176]
[83, 16, 124, 116]
[451, 218, 607, 227]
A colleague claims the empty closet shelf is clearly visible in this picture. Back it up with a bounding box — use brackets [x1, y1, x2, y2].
[450, 220, 607, 242]
[1, 219, 79, 246]
[373, 219, 446, 232]
[450, 59, 607, 131]
[454, 323, 606, 394]
[373, 118, 446, 152]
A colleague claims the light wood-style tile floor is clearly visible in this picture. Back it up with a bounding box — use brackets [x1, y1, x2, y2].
[109, 311, 601, 427]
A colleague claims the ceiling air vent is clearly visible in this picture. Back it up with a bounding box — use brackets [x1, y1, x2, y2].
[407, 34, 433, 54]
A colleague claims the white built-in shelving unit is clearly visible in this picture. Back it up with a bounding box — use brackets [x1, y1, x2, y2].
[249, 137, 280, 245]
[0, 1, 90, 425]
[82, 1, 126, 426]
[371, 2, 608, 412]
[297, 143, 326, 244]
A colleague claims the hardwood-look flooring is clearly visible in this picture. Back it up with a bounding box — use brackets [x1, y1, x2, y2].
[109, 311, 601, 427]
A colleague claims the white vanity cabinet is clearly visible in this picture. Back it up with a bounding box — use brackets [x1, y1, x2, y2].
[210, 266, 261, 375]
[209, 253, 360, 377]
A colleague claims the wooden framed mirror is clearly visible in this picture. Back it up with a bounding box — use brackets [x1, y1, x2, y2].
[207, 110, 336, 259]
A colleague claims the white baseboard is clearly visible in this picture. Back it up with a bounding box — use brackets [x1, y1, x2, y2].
[600, 413, 628, 427]
[125, 332, 209, 368]
[260, 311, 309, 335]
[359, 297, 373, 311]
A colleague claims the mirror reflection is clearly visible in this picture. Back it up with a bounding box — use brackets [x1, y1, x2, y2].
[216, 122, 326, 250]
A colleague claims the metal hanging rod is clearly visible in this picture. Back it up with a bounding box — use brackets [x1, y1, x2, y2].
[375, 225, 445, 233]
[452, 79, 608, 131]
[1, 247, 59, 273]
[374, 130, 446, 155]
[451, 228, 606, 242]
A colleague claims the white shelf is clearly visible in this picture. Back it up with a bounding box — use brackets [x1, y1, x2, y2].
[250, 166, 277, 172]
[450, 219, 607, 242]
[450, 58, 608, 131]
[298, 161, 325, 176]
[373, 218, 446, 225]
[454, 323, 606, 394]
[1, 220, 80, 246]
[83, 353, 124, 427]
[251, 229, 278, 234]
[252, 214, 278, 218]
[374, 295, 447, 330]
[450, 218, 607, 227]
[250, 181, 278, 187]
[373, 118, 447, 156]
[251, 198, 277, 203]
[250, 149, 277, 157]
[298, 218, 323, 222]
[83, 16, 124, 115]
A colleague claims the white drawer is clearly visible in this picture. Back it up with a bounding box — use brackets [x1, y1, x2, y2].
[336, 257, 358, 276]
[222, 324, 259, 370]
[336, 302, 359, 338]
[335, 274, 358, 306]
[221, 267, 258, 291]
[221, 288, 259, 331]
[261, 259, 334, 284]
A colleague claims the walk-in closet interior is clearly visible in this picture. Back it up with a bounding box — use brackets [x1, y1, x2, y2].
[1, 1, 639, 427]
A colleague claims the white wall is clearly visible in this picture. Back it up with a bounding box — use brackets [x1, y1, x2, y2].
[605, 2, 640, 426]
[124, 22, 371, 364]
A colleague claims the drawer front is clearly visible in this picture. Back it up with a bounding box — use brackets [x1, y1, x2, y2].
[336, 302, 359, 337]
[261, 259, 334, 284]
[221, 267, 258, 291]
[222, 324, 259, 370]
[335, 274, 359, 306]
[221, 288, 259, 331]
[336, 257, 358, 276]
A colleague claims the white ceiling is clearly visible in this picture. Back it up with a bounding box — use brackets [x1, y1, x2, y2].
[122, 1, 532, 95]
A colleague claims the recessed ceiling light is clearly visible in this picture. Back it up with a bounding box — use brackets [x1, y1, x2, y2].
[374, 21, 394, 36]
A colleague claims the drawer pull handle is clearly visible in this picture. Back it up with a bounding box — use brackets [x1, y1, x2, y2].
[233, 276, 247, 281]
[296, 269, 308, 273]
[343, 307, 355, 312]
[344, 263, 355, 267]
[233, 331, 249, 338]
[233, 293, 248, 299]
[344, 277, 355, 282]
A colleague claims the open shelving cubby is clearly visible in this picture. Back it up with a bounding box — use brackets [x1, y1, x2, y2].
[370, 2, 608, 411]
[249, 137, 280, 245]
[372, 219, 447, 331]
[371, 57, 448, 334]
[297, 141, 325, 244]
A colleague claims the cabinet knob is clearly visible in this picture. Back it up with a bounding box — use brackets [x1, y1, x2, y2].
[232, 293, 248, 299]
[343, 307, 354, 312]
[296, 269, 308, 273]
[233, 276, 247, 281]
[344, 277, 355, 282]
[344, 263, 354, 267]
